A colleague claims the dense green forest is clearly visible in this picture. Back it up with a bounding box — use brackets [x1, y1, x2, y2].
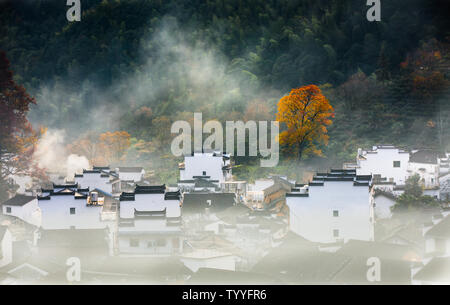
[0, 0, 449, 182]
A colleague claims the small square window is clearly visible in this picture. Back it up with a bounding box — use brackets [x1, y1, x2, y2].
[6, 207, 11, 213]
[202, 171, 206, 176]
[130, 239, 139, 247]
[333, 210, 339, 217]
[393, 161, 401, 168]
[70, 208, 76, 215]
[333, 229, 339, 238]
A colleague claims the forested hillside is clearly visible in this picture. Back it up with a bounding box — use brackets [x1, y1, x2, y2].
[1, 0, 449, 182]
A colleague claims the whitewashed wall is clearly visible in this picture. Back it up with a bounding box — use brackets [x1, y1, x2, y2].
[2, 198, 41, 227]
[75, 173, 112, 193]
[183, 153, 225, 182]
[118, 171, 144, 182]
[287, 181, 373, 243]
[357, 147, 410, 185]
[373, 195, 395, 219]
[38, 196, 110, 230]
[0, 228, 13, 267]
[408, 162, 439, 189]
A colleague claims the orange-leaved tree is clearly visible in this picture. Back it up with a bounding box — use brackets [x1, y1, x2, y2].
[98, 131, 131, 165]
[276, 85, 334, 161]
[0, 51, 40, 200]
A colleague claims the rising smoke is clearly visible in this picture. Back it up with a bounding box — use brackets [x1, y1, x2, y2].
[33, 129, 89, 180]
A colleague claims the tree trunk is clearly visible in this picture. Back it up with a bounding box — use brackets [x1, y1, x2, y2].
[298, 145, 303, 161]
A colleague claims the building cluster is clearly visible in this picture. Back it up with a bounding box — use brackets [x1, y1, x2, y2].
[0, 146, 449, 284]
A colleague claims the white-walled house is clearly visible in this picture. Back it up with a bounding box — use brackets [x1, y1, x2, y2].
[181, 250, 237, 272]
[286, 170, 374, 243]
[179, 152, 232, 184]
[415, 214, 450, 285]
[74, 168, 117, 195]
[439, 153, 450, 175]
[439, 172, 450, 202]
[1, 195, 41, 227]
[423, 214, 450, 257]
[413, 256, 450, 284]
[118, 185, 183, 256]
[116, 167, 145, 182]
[356, 145, 410, 185]
[0, 226, 13, 268]
[36, 186, 117, 256]
[38, 187, 116, 230]
[372, 190, 396, 219]
[408, 150, 440, 198]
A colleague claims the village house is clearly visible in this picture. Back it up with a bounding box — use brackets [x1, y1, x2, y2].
[179, 152, 232, 186]
[36, 184, 117, 256]
[199, 204, 288, 270]
[423, 214, 450, 257]
[245, 176, 293, 213]
[118, 185, 183, 256]
[0, 226, 13, 268]
[408, 150, 441, 199]
[1, 195, 41, 227]
[180, 192, 282, 271]
[181, 192, 237, 215]
[252, 233, 414, 284]
[371, 189, 396, 219]
[413, 256, 450, 284]
[74, 167, 119, 196]
[37, 186, 117, 231]
[439, 172, 450, 203]
[116, 167, 145, 182]
[439, 153, 450, 175]
[354, 145, 410, 185]
[180, 249, 237, 273]
[286, 169, 374, 244]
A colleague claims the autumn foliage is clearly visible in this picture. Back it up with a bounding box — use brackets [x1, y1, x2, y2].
[0, 51, 42, 198]
[68, 131, 131, 166]
[276, 85, 334, 160]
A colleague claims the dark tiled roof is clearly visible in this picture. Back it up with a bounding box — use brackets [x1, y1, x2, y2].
[182, 193, 236, 214]
[413, 257, 450, 283]
[83, 169, 101, 174]
[286, 193, 309, 197]
[336, 240, 419, 262]
[120, 192, 135, 201]
[410, 150, 440, 164]
[2, 194, 36, 206]
[374, 190, 397, 200]
[425, 215, 450, 238]
[135, 184, 165, 194]
[164, 191, 181, 200]
[53, 183, 78, 189]
[93, 166, 110, 171]
[331, 256, 411, 284]
[37, 228, 109, 255]
[252, 233, 412, 284]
